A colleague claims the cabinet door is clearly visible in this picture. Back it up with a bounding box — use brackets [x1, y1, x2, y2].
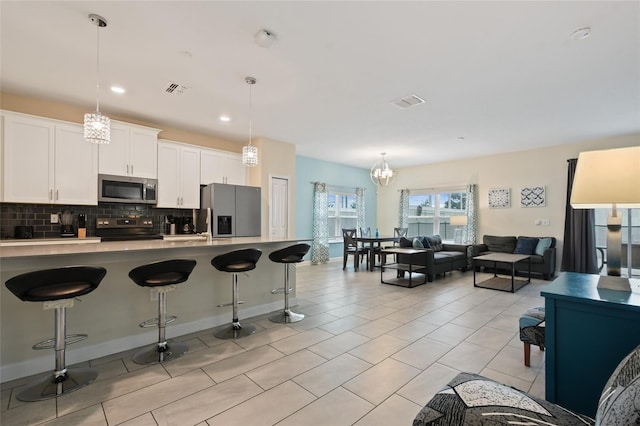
[221, 153, 247, 185]
[3, 113, 54, 203]
[157, 142, 180, 208]
[180, 146, 201, 208]
[54, 123, 98, 205]
[129, 128, 158, 178]
[200, 149, 223, 184]
[98, 122, 130, 176]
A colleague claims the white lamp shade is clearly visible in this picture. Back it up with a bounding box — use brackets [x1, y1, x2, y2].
[570, 146, 640, 209]
[450, 215, 468, 226]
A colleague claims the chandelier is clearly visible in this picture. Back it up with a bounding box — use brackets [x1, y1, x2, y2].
[84, 14, 110, 144]
[242, 77, 258, 167]
[370, 153, 396, 187]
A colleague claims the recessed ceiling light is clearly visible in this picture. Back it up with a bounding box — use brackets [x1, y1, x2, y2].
[219, 115, 231, 122]
[255, 29, 277, 48]
[570, 27, 591, 40]
[111, 86, 126, 94]
[457, 136, 465, 140]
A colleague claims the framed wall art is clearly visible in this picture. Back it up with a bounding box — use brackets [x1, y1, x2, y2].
[520, 186, 546, 207]
[488, 187, 511, 209]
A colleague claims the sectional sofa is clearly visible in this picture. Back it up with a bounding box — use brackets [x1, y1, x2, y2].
[396, 235, 469, 282]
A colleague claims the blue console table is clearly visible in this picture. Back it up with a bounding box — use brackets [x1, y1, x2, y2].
[542, 272, 640, 417]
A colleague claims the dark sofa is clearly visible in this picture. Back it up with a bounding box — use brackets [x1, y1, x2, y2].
[396, 235, 469, 282]
[472, 235, 556, 280]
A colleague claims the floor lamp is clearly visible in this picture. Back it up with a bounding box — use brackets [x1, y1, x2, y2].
[570, 146, 640, 288]
[450, 215, 467, 244]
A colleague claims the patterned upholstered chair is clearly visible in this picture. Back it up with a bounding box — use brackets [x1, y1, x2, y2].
[413, 344, 640, 425]
[519, 306, 545, 367]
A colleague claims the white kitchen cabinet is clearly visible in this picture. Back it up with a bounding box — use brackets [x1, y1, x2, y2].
[2, 111, 98, 205]
[200, 148, 246, 185]
[157, 140, 201, 208]
[98, 121, 160, 178]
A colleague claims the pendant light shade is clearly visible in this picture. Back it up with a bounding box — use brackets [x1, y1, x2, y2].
[242, 77, 258, 167]
[370, 153, 396, 187]
[84, 14, 110, 144]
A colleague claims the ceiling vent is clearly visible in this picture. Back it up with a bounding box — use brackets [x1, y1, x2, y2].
[391, 94, 426, 109]
[165, 82, 189, 95]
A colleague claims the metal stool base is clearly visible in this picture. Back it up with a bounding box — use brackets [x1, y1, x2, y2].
[215, 322, 255, 340]
[133, 340, 188, 365]
[16, 367, 97, 402]
[269, 310, 304, 323]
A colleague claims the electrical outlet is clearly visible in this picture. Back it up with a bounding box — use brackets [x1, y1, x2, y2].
[542, 219, 550, 226]
[50, 214, 59, 224]
[534, 219, 542, 225]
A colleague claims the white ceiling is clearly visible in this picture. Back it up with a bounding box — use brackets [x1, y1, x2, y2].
[2, 1, 638, 169]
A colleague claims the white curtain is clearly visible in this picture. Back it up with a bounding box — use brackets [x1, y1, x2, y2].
[312, 182, 329, 264]
[356, 187, 365, 233]
[399, 189, 410, 229]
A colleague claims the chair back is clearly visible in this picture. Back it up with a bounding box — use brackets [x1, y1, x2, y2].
[393, 227, 409, 246]
[342, 228, 359, 251]
[360, 227, 371, 238]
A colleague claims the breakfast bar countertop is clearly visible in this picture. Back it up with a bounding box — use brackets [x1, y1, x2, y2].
[0, 236, 308, 258]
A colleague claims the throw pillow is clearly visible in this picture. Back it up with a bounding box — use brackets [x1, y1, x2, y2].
[535, 237, 553, 256]
[413, 237, 424, 249]
[514, 237, 539, 255]
[399, 236, 413, 248]
[596, 344, 640, 425]
[426, 235, 442, 251]
[419, 236, 431, 249]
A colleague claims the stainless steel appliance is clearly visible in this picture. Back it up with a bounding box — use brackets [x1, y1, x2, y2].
[200, 183, 261, 237]
[96, 217, 163, 241]
[98, 174, 158, 204]
[60, 210, 75, 237]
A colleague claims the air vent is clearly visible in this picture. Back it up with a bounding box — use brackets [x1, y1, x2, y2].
[391, 94, 426, 109]
[165, 82, 189, 95]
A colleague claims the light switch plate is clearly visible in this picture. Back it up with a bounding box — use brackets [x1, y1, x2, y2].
[50, 214, 59, 224]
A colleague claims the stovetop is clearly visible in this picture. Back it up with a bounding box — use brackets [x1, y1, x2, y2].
[95, 217, 163, 242]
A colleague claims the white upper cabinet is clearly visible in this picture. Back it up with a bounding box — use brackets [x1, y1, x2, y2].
[2, 111, 98, 205]
[200, 148, 247, 186]
[157, 140, 200, 209]
[98, 121, 159, 178]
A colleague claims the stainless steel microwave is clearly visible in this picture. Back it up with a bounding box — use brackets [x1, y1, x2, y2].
[98, 174, 158, 204]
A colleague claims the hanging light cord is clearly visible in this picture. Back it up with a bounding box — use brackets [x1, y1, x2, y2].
[95, 22, 101, 113]
[248, 80, 253, 147]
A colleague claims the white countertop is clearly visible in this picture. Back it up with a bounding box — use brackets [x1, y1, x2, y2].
[0, 236, 310, 258]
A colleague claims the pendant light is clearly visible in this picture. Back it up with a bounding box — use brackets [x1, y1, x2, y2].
[370, 152, 396, 187]
[84, 14, 110, 144]
[242, 76, 258, 167]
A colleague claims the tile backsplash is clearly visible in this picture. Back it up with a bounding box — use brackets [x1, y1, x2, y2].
[0, 203, 190, 239]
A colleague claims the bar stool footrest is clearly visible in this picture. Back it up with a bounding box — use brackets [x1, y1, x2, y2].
[32, 334, 88, 350]
[15, 367, 97, 402]
[138, 316, 177, 328]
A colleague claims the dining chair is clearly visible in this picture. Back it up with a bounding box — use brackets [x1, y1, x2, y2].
[383, 227, 409, 263]
[343, 228, 368, 271]
[360, 227, 382, 266]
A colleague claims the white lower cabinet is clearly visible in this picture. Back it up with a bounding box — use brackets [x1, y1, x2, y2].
[157, 140, 200, 208]
[200, 148, 246, 185]
[2, 111, 98, 205]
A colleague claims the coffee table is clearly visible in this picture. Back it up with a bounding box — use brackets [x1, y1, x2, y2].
[473, 252, 531, 293]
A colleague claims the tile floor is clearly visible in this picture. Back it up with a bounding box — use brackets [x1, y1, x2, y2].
[1, 261, 547, 426]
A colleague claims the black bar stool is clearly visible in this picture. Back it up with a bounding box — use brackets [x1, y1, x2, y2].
[268, 243, 310, 323]
[128, 259, 197, 364]
[5, 266, 107, 401]
[211, 248, 262, 339]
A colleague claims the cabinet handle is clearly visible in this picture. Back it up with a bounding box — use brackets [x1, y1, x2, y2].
[55, 190, 59, 201]
[177, 197, 180, 206]
[131, 165, 134, 175]
[49, 189, 53, 200]
[127, 164, 130, 174]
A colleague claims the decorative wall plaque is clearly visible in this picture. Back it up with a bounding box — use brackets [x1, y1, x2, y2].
[488, 188, 510, 209]
[521, 186, 546, 207]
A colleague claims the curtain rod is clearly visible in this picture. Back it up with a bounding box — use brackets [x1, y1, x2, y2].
[398, 184, 469, 192]
[310, 181, 366, 191]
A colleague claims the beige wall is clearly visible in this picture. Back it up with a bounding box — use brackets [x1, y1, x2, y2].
[377, 133, 639, 270]
[252, 137, 297, 238]
[0, 92, 241, 152]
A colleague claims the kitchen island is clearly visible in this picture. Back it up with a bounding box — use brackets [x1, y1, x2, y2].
[0, 236, 309, 383]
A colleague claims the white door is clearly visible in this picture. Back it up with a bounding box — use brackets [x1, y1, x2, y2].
[270, 177, 288, 238]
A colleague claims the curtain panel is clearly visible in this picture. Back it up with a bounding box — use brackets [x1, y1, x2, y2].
[311, 182, 329, 264]
[465, 184, 478, 245]
[399, 189, 410, 229]
[356, 187, 365, 233]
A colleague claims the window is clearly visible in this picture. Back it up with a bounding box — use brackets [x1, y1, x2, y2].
[328, 192, 358, 241]
[408, 189, 467, 240]
[595, 208, 639, 276]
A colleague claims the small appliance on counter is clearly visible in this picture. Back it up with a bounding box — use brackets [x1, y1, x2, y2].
[14, 225, 33, 239]
[60, 210, 75, 237]
[78, 214, 87, 239]
[179, 216, 195, 234]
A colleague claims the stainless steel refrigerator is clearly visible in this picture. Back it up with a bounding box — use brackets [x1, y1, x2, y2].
[199, 183, 261, 237]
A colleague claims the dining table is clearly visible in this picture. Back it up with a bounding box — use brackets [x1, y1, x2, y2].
[356, 235, 398, 271]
